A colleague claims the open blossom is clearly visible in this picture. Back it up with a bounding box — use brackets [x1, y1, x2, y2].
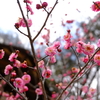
[89, 88, 96, 95]
[9, 50, 19, 62]
[91, 1, 100, 12]
[22, 74, 31, 84]
[38, 60, 44, 68]
[64, 32, 72, 41]
[4, 64, 13, 75]
[45, 46, 57, 56]
[94, 54, 100, 65]
[15, 18, 32, 28]
[13, 78, 24, 88]
[0, 49, 5, 59]
[35, 88, 43, 95]
[82, 42, 94, 55]
[42, 69, 52, 78]
[76, 41, 94, 55]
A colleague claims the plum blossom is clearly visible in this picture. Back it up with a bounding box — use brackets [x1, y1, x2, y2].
[22, 74, 31, 84]
[15, 18, 32, 28]
[13, 59, 21, 68]
[64, 31, 72, 42]
[42, 69, 52, 78]
[94, 54, 100, 65]
[9, 50, 19, 62]
[76, 41, 94, 55]
[4, 64, 13, 75]
[26, 5, 34, 15]
[35, 88, 43, 95]
[13, 78, 24, 88]
[82, 42, 95, 55]
[45, 46, 57, 56]
[50, 56, 56, 63]
[91, 1, 100, 12]
[38, 60, 44, 68]
[24, 0, 32, 5]
[0, 49, 5, 59]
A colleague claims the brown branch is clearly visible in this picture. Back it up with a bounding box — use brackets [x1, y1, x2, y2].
[17, 0, 48, 99]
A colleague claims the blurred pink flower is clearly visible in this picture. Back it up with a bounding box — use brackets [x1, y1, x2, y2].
[45, 46, 57, 56]
[35, 88, 43, 95]
[4, 64, 13, 75]
[13, 78, 24, 88]
[91, 1, 100, 12]
[42, 69, 52, 78]
[0, 49, 5, 59]
[22, 74, 31, 84]
[94, 54, 100, 65]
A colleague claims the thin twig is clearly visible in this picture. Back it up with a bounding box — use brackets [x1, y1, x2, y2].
[71, 46, 81, 70]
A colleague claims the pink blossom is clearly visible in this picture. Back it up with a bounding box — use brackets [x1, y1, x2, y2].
[52, 41, 60, 48]
[81, 86, 89, 93]
[82, 42, 94, 55]
[21, 61, 28, 68]
[76, 41, 85, 53]
[0, 49, 5, 59]
[4, 64, 13, 75]
[94, 54, 100, 65]
[51, 93, 58, 98]
[66, 20, 74, 23]
[11, 71, 16, 77]
[91, 1, 100, 12]
[64, 32, 72, 41]
[13, 60, 21, 68]
[42, 2, 48, 8]
[16, 18, 32, 28]
[24, 0, 32, 5]
[81, 55, 89, 63]
[64, 41, 72, 49]
[89, 88, 96, 95]
[42, 69, 52, 78]
[13, 78, 24, 88]
[45, 46, 57, 56]
[22, 74, 31, 84]
[9, 50, 19, 62]
[19, 85, 29, 93]
[71, 67, 78, 73]
[38, 60, 44, 68]
[50, 56, 56, 63]
[26, 5, 34, 15]
[35, 88, 43, 95]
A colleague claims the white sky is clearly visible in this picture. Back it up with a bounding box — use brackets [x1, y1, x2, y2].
[0, 0, 99, 45]
[0, 0, 99, 31]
